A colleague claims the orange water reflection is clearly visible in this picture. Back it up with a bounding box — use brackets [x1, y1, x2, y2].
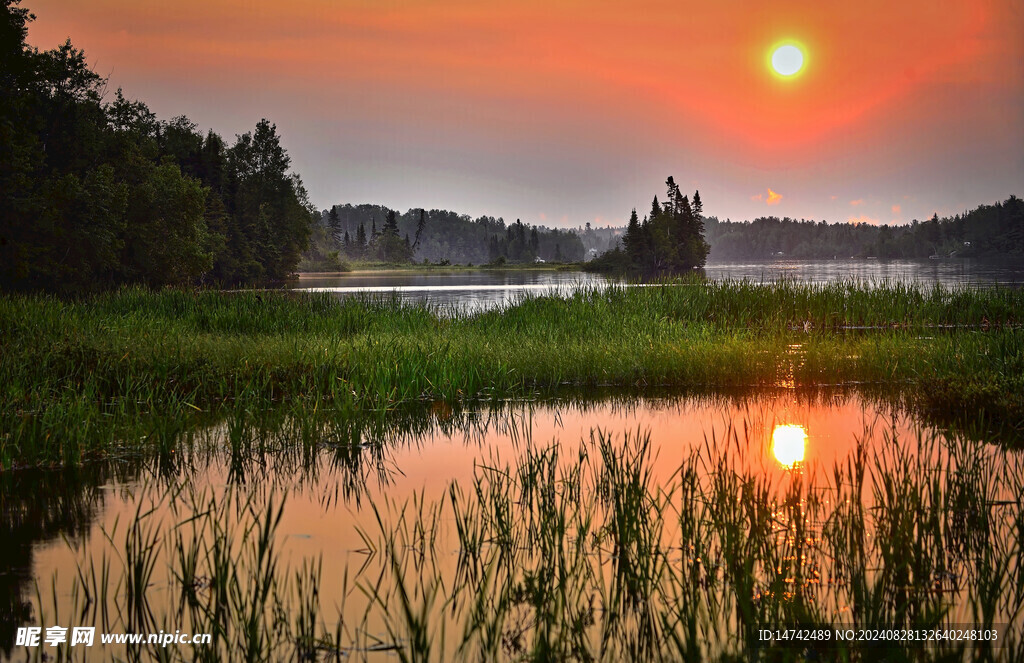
[17, 391, 1019, 660]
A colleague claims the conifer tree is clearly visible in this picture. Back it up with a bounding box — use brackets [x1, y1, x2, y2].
[623, 208, 640, 262]
[327, 206, 341, 243]
[413, 209, 426, 249]
[356, 223, 366, 254]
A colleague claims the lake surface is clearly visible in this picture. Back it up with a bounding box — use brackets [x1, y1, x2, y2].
[294, 259, 1024, 312]
[296, 269, 610, 312]
[704, 257, 1024, 285]
[5, 390, 1023, 660]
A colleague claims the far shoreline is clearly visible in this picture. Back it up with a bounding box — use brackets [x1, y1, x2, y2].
[295, 262, 587, 277]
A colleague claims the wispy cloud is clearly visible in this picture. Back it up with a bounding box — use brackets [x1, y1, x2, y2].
[847, 214, 881, 225]
[891, 204, 901, 215]
[850, 199, 864, 206]
[766, 188, 783, 205]
[751, 193, 763, 202]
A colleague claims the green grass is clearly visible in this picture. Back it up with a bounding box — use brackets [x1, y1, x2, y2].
[1, 281, 1022, 465]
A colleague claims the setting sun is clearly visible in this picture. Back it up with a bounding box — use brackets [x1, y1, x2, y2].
[771, 424, 807, 467]
[771, 43, 805, 77]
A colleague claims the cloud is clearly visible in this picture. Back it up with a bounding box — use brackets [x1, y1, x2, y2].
[752, 188, 782, 204]
[850, 199, 864, 206]
[847, 214, 881, 225]
[891, 204, 901, 215]
[830, 195, 839, 201]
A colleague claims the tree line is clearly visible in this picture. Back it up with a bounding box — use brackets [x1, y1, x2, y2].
[704, 197, 1024, 260]
[0, 0, 316, 292]
[302, 204, 586, 267]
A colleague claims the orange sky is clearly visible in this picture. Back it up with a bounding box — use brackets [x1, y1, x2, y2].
[26, 0, 1024, 226]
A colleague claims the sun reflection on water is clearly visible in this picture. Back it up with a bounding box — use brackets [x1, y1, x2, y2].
[772, 424, 807, 468]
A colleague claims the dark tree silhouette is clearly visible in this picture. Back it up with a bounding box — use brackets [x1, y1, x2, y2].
[0, 0, 316, 291]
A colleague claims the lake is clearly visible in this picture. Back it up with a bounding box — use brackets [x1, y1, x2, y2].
[294, 258, 1024, 312]
[5, 389, 1022, 661]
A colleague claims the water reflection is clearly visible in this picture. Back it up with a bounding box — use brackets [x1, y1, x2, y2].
[0, 463, 144, 657]
[704, 257, 1024, 285]
[771, 424, 807, 468]
[3, 390, 1022, 660]
[294, 269, 610, 313]
[291, 259, 1024, 312]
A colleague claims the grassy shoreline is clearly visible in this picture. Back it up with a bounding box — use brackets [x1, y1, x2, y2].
[1, 281, 1022, 465]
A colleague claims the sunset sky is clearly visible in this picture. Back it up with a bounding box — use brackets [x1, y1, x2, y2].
[26, 0, 1024, 228]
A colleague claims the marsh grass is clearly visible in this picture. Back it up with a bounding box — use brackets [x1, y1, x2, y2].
[19, 416, 1023, 662]
[331, 422, 1024, 662]
[2, 281, 1022, 465]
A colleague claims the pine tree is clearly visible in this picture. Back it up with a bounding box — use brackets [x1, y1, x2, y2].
[623, 208, 640, 262]
[327, 206, 341, 244]
[413, 209, 426, 249]
[383, 208, 399, 236]
[680, 194, 692, 219]
[356, 223, 366, 253]
[665, 176, 682, 213]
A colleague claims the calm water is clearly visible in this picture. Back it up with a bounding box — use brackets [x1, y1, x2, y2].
[294, 259, 1024, 312]
[704, 257, 1024, 285]
[296, 269, 609, 312]
[4, 391, 1023, 660]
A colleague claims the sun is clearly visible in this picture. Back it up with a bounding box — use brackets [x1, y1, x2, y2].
[770, 42, 805, 77]
[771, 424, 807, 468]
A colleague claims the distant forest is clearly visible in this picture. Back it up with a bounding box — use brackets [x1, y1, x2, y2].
[703, 198, 1024, 260]
[0, 1, 316, 292]
[303, 196, 1024, 271]
[302, 204, 586, 268]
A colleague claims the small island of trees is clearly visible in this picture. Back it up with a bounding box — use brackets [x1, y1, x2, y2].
[586, 177, 710, 275]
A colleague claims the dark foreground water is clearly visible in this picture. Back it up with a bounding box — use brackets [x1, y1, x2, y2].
[3, 390, 1023, 661]
[294, 259, 1024, 312]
